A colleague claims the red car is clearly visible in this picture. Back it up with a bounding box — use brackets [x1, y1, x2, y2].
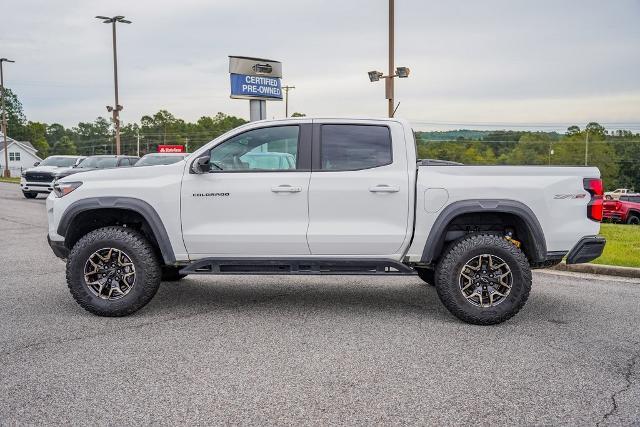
[603, 194, 640, 224]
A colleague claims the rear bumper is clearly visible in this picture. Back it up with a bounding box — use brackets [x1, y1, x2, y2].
[602, 212, 623, 222]
[566, 236, 606, 265]
[47, 235, 69, 259]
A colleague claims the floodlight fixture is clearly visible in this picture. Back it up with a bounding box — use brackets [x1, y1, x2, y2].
[368, 70, 383, 82]
[396, 66, 410, 78]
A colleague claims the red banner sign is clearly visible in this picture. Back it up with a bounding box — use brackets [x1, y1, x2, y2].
[157, 145, 185, 153]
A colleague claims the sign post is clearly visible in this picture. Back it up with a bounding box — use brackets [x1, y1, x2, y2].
[229, 56, 282, 121]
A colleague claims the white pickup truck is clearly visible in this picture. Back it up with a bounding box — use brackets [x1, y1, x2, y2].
[46, 118, 606, 325]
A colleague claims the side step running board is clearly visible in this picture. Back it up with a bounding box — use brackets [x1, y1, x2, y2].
[179, 258, 417, 276]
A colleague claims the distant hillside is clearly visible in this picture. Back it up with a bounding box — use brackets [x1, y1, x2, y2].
[415, 129, 562, 142]
[415, 130, 492, 141]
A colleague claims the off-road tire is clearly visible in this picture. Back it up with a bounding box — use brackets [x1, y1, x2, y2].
[66, 226, 161, 316]
[627, 214, 640, 225]
[415, 267, 435, 286]
[161, 266, 187, 281]
[435, 234, 532, 325]
[22, 191, 37, 199]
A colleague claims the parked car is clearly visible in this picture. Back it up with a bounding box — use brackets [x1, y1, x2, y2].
[47, 118, 605, 325]
[20, 155, 85, 199]
[134, 152, 189, 167]
[603, 194, 640, 224]
[54, 155, 139, 180]
[604, 188, 634, 200]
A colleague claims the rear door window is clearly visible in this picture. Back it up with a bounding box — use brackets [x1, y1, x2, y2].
[319, 125, 392, 171]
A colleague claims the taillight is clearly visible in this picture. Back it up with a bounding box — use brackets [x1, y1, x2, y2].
[615, 201, 622, 211]
[584, 178, 603, 221]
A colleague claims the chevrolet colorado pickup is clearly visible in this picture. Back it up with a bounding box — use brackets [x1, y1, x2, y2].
[46, 118, 606, 325]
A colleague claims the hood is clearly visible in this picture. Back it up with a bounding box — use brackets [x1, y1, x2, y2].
[24, 165, 62, 174]
[54, 166, 83, 178]
[59, 161, 186, 183]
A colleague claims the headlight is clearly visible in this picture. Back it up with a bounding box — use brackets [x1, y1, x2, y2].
[53, 181, 82, 197]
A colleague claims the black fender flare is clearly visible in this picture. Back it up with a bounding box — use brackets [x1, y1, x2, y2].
[57, 197, 176, 264]
[421, 199, 547, 264]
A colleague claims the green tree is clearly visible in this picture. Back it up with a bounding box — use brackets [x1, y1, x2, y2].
[0, 87, 27, 139]
[20, 122, 49, 158]
[566, 125, 581, 137]
[51, 136, 78, 155]
[507, 133, 552, 165]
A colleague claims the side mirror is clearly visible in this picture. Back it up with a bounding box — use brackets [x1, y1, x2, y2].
[191, 155, 210, 174]
[34, 162, 40, 166]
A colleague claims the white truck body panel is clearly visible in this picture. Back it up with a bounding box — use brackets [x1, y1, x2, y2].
[404, 165, 601, 261]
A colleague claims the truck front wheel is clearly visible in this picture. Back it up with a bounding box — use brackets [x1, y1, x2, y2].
[66, 226, 162, 316]
[434, 234, 532, 325]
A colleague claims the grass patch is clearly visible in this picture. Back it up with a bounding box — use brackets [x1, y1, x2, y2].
[592, 223, 640, 268]
[0, 176, 20, 184]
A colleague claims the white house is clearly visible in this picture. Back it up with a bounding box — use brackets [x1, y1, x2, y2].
[0, 131, 42, 177]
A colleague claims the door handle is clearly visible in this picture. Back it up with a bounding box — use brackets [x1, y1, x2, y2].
[369, 184, 400, 193]
[271, 185, 302, 193]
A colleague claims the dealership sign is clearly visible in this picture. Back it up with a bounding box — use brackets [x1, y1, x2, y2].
[229, 56, 283, 101]
[230, 74, 282, 100]
[158, 145, 185, 153]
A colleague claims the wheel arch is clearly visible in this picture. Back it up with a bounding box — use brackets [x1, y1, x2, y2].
[57, 197, 176, 264]
[421, 199, 547, 265]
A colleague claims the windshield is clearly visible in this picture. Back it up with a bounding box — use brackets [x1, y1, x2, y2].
[39, 156, 78, 167]
[77, 157, 118, 169]
[135, 155, 186, 166]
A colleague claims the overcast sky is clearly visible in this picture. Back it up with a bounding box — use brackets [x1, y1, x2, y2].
[1, 0, 639, 131]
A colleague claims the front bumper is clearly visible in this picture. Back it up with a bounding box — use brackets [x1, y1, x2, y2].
[47, 235, 69, 259]
[566, 236, 606, 264]
[21, 180, 55, 193]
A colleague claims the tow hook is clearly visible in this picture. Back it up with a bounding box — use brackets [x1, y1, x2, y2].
[505, 231, 521, 248]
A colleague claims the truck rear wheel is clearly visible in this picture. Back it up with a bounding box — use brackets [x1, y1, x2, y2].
[434, 234, 532, 325]
[66, 226, 161, 316]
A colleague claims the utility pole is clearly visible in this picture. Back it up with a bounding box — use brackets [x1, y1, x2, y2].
[366, 0, 409, 117]
[282, 85, 295, 117]
[585, 130, 589, 166]
[136, 128, 140, 157]
[387, 0, 394, 118]
[96, 15, 131, 156]
[1, 58, 15, 178]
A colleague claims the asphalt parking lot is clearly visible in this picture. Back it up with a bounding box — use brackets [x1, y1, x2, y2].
[0, 182, 638, 425]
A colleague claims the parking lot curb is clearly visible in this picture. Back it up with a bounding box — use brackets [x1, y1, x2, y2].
[550, 262, 640, 279]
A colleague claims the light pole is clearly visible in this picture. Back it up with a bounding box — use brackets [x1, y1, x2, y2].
[367, 0, 410, 118]
[1, 58, 15, 178]
[96, 15, 131, 155]
[282, 85, 295, 117]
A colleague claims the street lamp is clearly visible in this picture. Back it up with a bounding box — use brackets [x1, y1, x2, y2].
[367, 66, 410, 117]
[95, 15, 131, 155]
[1, 58, 15, 178]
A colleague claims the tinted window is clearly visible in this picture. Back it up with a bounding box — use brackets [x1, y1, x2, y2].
[209, 126, 299, 171]
[39, 156, 79, 167]
[135, 155, 186, 166]
[78, 157, 118, 168]
[118, 158, 130, 166]
[320, 125, 392, 170]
